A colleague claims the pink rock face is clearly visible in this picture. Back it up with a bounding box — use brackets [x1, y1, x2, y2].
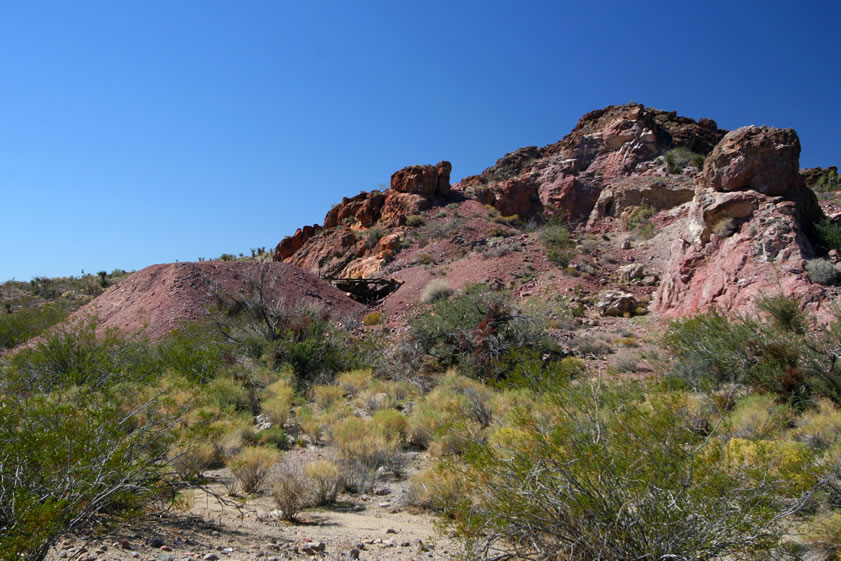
[701, 126, 801, 195]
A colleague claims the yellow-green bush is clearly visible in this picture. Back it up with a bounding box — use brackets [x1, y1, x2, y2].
[312, 384, 345, 410]
[726, 393, 792, 439]
[336, 369, 374, 397]
[228, 446, 280, 494]
[791, 398, 841, 449]
[407, 465, 466, 512]
[303, 458, 343, 505]
[372, 409, 409, 444]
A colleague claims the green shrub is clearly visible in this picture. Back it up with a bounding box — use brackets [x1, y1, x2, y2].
[664, 303, 841, 405]
[0, 302, 68, 350]
[445, 381, 819, 561]
[665, 147, 705, 174]
[757, 293, 806, 334]
[409, 284, 553, 381]
[806, 258, 841, 286]
[363, 311, 383, 326]
[539, 220, 574, 267]
[815, 218, 841, 252]
[0, 388, 174, 561]
[405, 214, 425, 227]
[625, 204, 656, 231]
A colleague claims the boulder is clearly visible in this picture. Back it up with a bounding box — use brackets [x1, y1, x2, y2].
[701, 126, 801, 195]
[391, 161, 452, 197]
[595, 290, 641, 317]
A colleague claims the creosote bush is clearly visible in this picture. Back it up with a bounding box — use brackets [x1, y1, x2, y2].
[444, 380, 822, 561]
[539, 219, 574, 267]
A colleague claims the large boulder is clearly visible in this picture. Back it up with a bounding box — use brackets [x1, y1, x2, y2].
[654, 126, 832, 321]
[701, 126, 801, 195]
[391, 161, 452, 197]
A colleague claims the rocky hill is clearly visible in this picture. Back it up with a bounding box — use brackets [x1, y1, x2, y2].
[272, 102, 840, 324]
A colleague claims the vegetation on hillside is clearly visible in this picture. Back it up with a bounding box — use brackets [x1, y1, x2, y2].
[5, 274, 841, 560]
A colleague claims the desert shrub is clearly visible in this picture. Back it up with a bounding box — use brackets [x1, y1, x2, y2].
[757, 293, 806, 334]
[806, 512, 841, 558]
[261, 390, 294, 428]
[362, 311, 383, 326]
[269, 462, 311, 521]
[372, 409, 409, 444]
[157, 322, 226, 383]
[420, 278, 453, 304]
[625, 204, 655, 229]
[256, 427, 289, 450]
[0, 387, 175, 561]
[791, 398, 841, 449]
[330, 416, 400, 490]
[294, 405, 325, 444]
[171, 442, 220, 481]
[406, 465, 465, 512]
[3, 321, 157, 394]
[205, 377, 250, 413]
[312, 384, 345, 410]
[335, 369, 374, 396]
[303, 458, 343, 505]
[665, 304, 841, 405]
[212, 267, 365, 385]
[228, 446, 280, 494]
[409, 284, 552, 381]
[726, 393, 792, 439]
[445, 381, 820, 561]
[813, 168, 841, 192]
[539, 220, 574, 267]
[609, 349, 640, 373]
[573, 334, 614, 357]
[665, 147, 705, 174]
[815, 218, 841, 252]
[405, 214, 425, 227]
[806, 258, 841, 286]
[0, 302, 68, 350]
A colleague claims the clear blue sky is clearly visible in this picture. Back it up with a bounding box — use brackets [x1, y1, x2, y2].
[1, 1, 839, 281]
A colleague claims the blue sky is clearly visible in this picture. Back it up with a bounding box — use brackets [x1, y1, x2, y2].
[1, 1, 839, 281]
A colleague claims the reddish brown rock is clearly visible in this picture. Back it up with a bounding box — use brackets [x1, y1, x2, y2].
[391, 161, 452, 197]
[274, 224, 320, 261]
[380, 191, 430, 225]
[701, 126, 801, 195]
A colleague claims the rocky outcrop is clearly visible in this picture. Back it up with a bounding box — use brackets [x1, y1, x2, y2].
[273, 161, 451, 273]
[274, 225, 321, 261]
[655, 126, 828, 319]
[453, 103, 727, 220]
[700, 126, 801, 195]
[391, 161, 452, 197]
[588, 176, 695, 225]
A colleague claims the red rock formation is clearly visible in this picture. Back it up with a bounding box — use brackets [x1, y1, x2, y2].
[391, 161, 452, 197]
[654, 126, 829, 320]
[700, 126, 801, 195]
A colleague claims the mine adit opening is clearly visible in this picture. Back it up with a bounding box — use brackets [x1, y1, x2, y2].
[322, 277, 402, 304]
